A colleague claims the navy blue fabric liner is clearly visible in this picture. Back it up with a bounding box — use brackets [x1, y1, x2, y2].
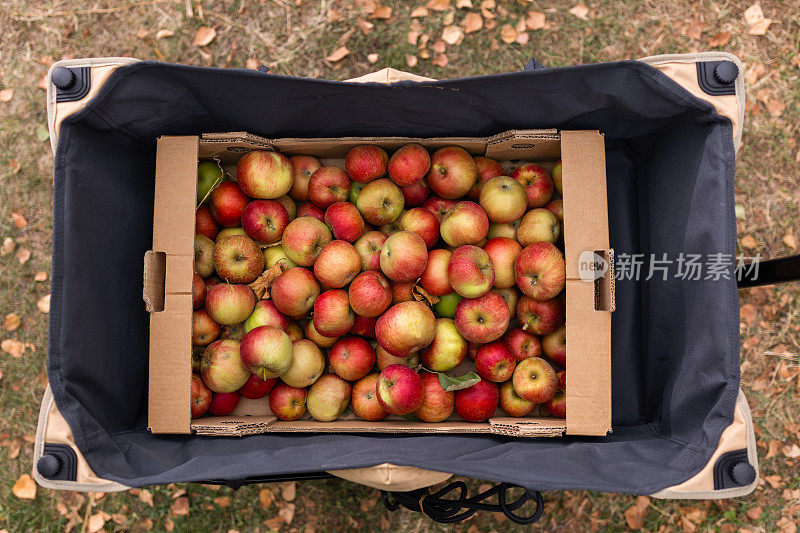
[48, 60, 739, 493]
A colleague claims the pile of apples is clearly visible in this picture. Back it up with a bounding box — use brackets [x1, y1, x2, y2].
[190, 142, 567, 425]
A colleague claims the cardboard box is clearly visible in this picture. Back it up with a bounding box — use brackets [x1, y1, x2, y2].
[143, 130, 614, 437]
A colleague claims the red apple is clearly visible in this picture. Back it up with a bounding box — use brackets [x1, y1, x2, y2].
[191, 374, 212, 418]
[516, 295, 565, 335]
[455, 379, 499, 422]
[378, 214, 405, 238]
[422, 196, 457, 221]
[352, 373, 389, 421]
[511, 163, 554, 208]
[330, 336, 377, 381]
[350, 315, 378, 338]
[388, 143, 430, 186]
[324, 202, 366, 242]
[439, 201, 489, 247]
[420, 248, 452, 296]
[415, 371, 455, 422]
[391, 281, 415, 305]
[401, 179, 431, 207]
[208, 391, 240, 416]
[269, 383, 308, 421]
[376, 346, 420, 370]
[192, 309, 221, 346]
[356, 178, 405, 225]
[376, 301, 436, 356]
[514, 242, 566, 300]
[468, 156, 506, 200]
[499, 380, 534, 417]
[346, 145, 389, 183]
[281, 339, 325, 388]
[286, 321, 303, 341]
[512, 357, 558, 403]
[308, 166, 351, 209]
[194, 234, 216, 278]
[454, 291, 510, 343]
[219, 322, 246, 342]
[240, 326, 293, 379]
[545, 390, 566, 418]
[313, 289, 355, 337]
[196, 205, 220, 240]
[474, 341, 516, 382]
[377, 364, 424, 415]
[479, 176, 527, 224]
[503, 328, 542, 362]
[354, 231, 387, 271]
[544, 199, 563, 224]
[297, 202, 325, 221]
[282, 216, 333, 267]
[201, 339, 251, 393]
[205, 284, 256, 325]
[270, 267, 320, 316]
[307, 374, 351, 421]
[241, 200, 290, 244]
[517, 208, 560, 246]
[192, 274, 206, 309]
[244, 300, 289, 333]
[400, 208, 440, 249]
[420, 318, 467, 372]
[289, 155, 322, 201]
[448, 245, 494, 298]
[313, 240, 361, 289]
[276, 195, 296, 220]
[239, 373, 277, 399]
[213, 234, 265, 284]
[542, 324, 566, 367]
[304, 321, 339, 348]
[236, 150, 292, 199]
[493, 287, 519, 317]
[210, 181, 250, 227]
[426, 146, 478, 199]
[379, 231, 428, 282]
[483, 237, 522, 289]
[349, 271, 392, 318]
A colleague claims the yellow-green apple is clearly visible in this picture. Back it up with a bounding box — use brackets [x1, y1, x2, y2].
[351, 373, 389, 421]
[191, 374, 212, 418]
[210, 181, 249, 227]
[307, 373, 352, 421]
[467, 156, 505, 200]
[551, 159, 562, 195]
[420, 248, 452, 296]
[486, 220, 520, 240]
[308, 166, 351, 209]
[297, 202, 324, 221]
[286, 321, 303, 341]
[420, 318, 467, 372]
[376, 346, 420, 370]
[499, 380, 534, 417]
[517, 208, 560, 246]
[348, 271, 392, 318]
[201, 339, 250, 393]
[376, 301, 436, 356]
[503, 327, 542, 362]
[510, 163, 554, 208]
[282, 216, 332, 266]
[388, 143, 430, 186]
[205, 284, 256, 325]
[194, 234, 215, 277]
[356, 178, 405, 225]
[269, 382, 308, 421]
[448, 245, 494, 298]
[330, 337, 376, 381]
[454, 291, 510, 343]
[350, 315, 377, 338]
[313, 289, 355, 337]
[193, 309, 221, 346]
[354, 230, 387, 271]
[474, 341, 516, 382]
[281, 339, 325, 388]
[391, 281, 415, 304]
[219, 322, 246, 342]
[514, 242, 565, 300]
[544, 199, 563, 224]
[422, 196, 457, 221]
[454, 379, 498, 422]
[401, 179, 431, 207]
[264, 243, 297, 270]
[346, 145, 389, 183]
[215, 227, 247, 242]
[289, 155, 321, 201]
[236, 150, 292, 199]
[196, 205, 220, 240]
[304, 320, 339, 348]
[544, 369, 566, 417]
[542, 324, 566, 367]
[240, 325, 293, 379]
[213, 234, 265, 284]
[426, 146, 478, 199]
[432, 292, 462, 318]
[414, 371, 455, 422]
[377, 364, 424, 415]
[479, 176, 527, 223]
[276, 195, 297, 220]
[197, 160, 223, 204]
[324, 202, 365, 243]
[244, 300, 289, 333]
[492, 286, 519, 325]
[483, 237, 522, 289]
[239, 373, 277, 399]
[208, 391, 240, 416]
[400, 207, 440, 249]
[348, 181, 365, 204]
[193, 274, 206, 309]
[314, 240, 361, 288]
[512, 357, 558, 403]
[440, 201, 489, 247]
[516, 295, 565, 335]
[379, 231, 428, 282]
[241, 200, 289, 244]
[270, 267, 320, 316]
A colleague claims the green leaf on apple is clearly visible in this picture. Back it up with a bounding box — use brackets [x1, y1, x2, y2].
[437, 371, 480, 392]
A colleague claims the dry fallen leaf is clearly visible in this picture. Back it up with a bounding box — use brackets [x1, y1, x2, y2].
[12, 474, 36, 499]
[783, 443, 800, 458]
[357, 18, 374, 34]
[281, 482, 297, 501]
[442, 25, 463, 45]
[623, 496, 650, 530]
[455, 0, 472, 7]
[767, 99, 786, 117]
[708, 31, 731, 47]
[156, 29, 174, 39]
[367, 53, 379, 64]
[743, 3, 764, 25]
[426, 0, 450, 11]
[740, 303, 756, 325]
[87, 513, 106, 533]
[499, 24, 517, 44]
[327, 8, 343, 23]
[1, 339, 25, 358]
[11, 212, 27, 229]
[764, 474, 783, 488]
[480, 0, 495, 18]
[16, 249, 30, 264]
[432, 53, 449, 67]
[783, 233, 797, 250]
[526, 10, 546, 30]
[405, 54, 418, 67]
[432, 39, 447, 53]
[410, 6, 429, 17]
[740, 235, 757, 249]
[407, 30, 421, 45]
[325, 46, 350, 62]
[4, 314, 21, 331]
[686, 17, 705, 40]
[8, 159, 20, 174]
[463, 12, 483, 33]
[34, 271, 47, 282]
[139, 488, 154, 507]
[0, 88, 13, 102]
[0, 237, 15, 256]
[37, 294, 51, 313]
[259, 488, 274, 508]
[171, 496, 190, 516]
[37, 74, 47, 91]
[516, 32, 529, 45]
[746, 505, 763, 519]
[369, 5, 392, 19]
[136, 28, 149, 39]
[193, 26, 217, 47]
[569, 3, 589, 20]
[767, 439, 782, 458]
[214, 496, 231, 507]
[279, 503, 296, 525]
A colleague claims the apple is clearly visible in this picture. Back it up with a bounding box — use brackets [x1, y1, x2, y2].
[510, 163, 554, 208]
[281, 339, 325, 388]
[308, 166, 351, 209]
[330, 337, 376, 381]
[544, 390, 566, 418]
[544, 199, 563, 224]
[244, 300, 289, 333]
[414, 371, 455, 422]
[210, 181, 249, 227]
[376, 346, 420, 370]
[483, 237, 522, 289]
[455, 379, 498, 422]
[192, 274, 206, 309]
[388, 143, 430, 186]
[194, 234, 216, 277]
[420, 318, 467, 372]
[270, 267, 320, 316]
[314, 240, 361, 288]
[241, 200, 289, 244]
[289, 155, 322, 201]
[503, 328, 542, 362]
[391, 281, 415, 305]
[512, 357, 558, 403]
[379, 231, 428, 282]
[348, 271, 392, 318]
[378, 214, 405, 238]
[196, 205, 220, 240]
[204, 276, 222, 288]
[350, 315, 378, 338]
[420, 248, 452, 296]
[467, 156, 505, 200]
[197, 160, 223, 204]
[348, 181, 365, 204]
[205, 284, 256, 325]
[454, 291, 510, 343]
[189, 339, 202, 369]
[304, 320, 339, 348]
[276, 195, 297, 220]
[263, 244, 297, 270]
[426, 146, 478, 199]
[517, 208, 560, 246]
[192, 309, 221, 346]
[208, 391, 240, 416]
[400, 208, 440, 249]
[466, 342, 479, 361]
[499, 380, 534, 417]
[486, 220, 520, 241]
[474, 341, 516, 382]
[239, 373, 277, 399]
[281, 216, 333, 267]
[354, 231, 387, 271]
[492, 287, 519, 317]
[447, 245, 494, 298]
[376, 301, 436, 356]
[286, 321, 303, 341]
[478, 176, 527, 224]
[514, 242, 566, 300]
[356, 178, 405, 225]
[551, 159, 563, 195]
[346, 145, 389, 183]
[191, 374, 212, 418]
[401, 179, 431, 207]
[269, 383, 308, 421]
[213, 234, 265, 284]
[219, 322, 246, 342]
[307, 373, 352, 421]
[377, 364, 424, 415]
[542, 324, 566, 367]
[201, 339, 251, 393]
[236, 150, 292, 199]
[351, 373, 389, 421]
[422, 196, 457, 221]
[215, 227, 246, 242]
[297, 202, 325, 221]
[324, 202, 366, 242]
[432, 292, 462, 318]
[439, 201, 489, 247]
[240, 325, 293, 379]
[516, 295, 565, 335]
[313, 289, 355, 337]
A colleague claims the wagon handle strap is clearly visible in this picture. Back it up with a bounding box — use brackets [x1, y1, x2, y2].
[380, 481, 544, 525]
[736, 254, 800, 288]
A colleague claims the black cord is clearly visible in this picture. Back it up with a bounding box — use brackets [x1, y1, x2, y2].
[381, 481, 544, 525]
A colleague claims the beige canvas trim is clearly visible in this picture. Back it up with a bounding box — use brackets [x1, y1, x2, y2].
[328, 463, 452, 492]
[345, 67, 434, 84]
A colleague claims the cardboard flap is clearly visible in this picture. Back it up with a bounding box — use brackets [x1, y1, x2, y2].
[143, 251, 166, 312]
[485, 129, 560, 161]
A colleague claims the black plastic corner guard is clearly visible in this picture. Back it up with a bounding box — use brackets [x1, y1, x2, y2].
[696, 60, 737, 96]
[52, 66, 91, 103]
[37, 443, 78, 481]
[714, 449, 756, 489]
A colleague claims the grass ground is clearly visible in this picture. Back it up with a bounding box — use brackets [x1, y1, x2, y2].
[0, 0, 798, 531]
